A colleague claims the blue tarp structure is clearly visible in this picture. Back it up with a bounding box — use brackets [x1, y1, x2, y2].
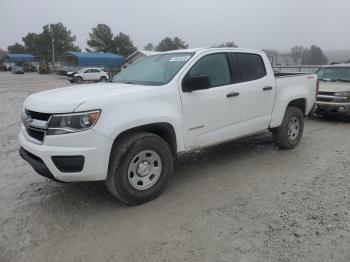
[5, 54, 35, 62]
[60, 52, 124, 67]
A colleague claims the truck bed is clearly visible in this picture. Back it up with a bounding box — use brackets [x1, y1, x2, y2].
[274, 72, 309, 78]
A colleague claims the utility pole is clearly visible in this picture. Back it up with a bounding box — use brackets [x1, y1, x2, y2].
[50, 25, 55, 64]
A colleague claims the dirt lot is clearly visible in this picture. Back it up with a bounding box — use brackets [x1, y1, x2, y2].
[0, 72, 349, 262]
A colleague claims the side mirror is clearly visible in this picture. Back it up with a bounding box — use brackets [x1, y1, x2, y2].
[182, 75, 211, 92]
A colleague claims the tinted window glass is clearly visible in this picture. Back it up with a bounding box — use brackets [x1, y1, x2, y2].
[91, 69, 100, 73]
[235, 53, 266, 82]
[188, 53, 231, 87]
[84, 69, 92, 73]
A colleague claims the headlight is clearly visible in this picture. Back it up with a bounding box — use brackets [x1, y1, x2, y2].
[47, 110, 100, 135]
[334, 91, 350, 98]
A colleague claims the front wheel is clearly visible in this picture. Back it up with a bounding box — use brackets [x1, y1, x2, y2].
[100, 76, 107, 82]
[272, 107, 304, 149]
[75, 76, 83, 84]
[105, 132, 174, 205]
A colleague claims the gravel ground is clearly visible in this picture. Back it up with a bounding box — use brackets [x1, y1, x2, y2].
[0, 72, 349, 262]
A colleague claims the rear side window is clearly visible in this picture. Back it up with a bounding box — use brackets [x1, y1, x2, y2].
[188, 53, 231, 87]
[235, 53, 266, 82]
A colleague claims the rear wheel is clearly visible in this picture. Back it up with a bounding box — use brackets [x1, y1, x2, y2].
[272, 107, 304, 149]
[105, 132, 174, 205]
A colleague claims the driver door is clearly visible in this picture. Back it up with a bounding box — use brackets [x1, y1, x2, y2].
[180, 53, 242, 150]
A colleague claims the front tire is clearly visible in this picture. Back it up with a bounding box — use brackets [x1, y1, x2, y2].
[272, 107, 304, 149]
[75, 76, 83, 84]
[100, 76, 107, 82]
[105, 132, 174, 205]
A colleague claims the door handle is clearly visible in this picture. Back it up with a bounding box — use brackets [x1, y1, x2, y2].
[263, 86, 273, 91]
[227, 92, 240, 98]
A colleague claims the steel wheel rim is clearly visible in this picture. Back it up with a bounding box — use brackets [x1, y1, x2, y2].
[127, 150, 162, 191]
[288, 116, 300, 141]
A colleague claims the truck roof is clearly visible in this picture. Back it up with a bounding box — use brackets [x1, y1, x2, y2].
[161, 47, 264, 55]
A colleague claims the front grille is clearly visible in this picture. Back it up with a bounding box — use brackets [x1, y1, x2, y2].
[317, 97, 334, 102]
[317, 91, 349, 103]
[26, 127, 46, 142]
[319, 91, 335, 96]
[25, 110, 51, 121]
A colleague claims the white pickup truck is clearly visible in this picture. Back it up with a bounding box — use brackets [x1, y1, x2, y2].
[19, 48, 317, 205]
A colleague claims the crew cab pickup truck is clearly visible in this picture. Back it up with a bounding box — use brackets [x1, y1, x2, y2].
[19, 48, 317, 205]
[315, 64, 350, 116]
[67, 68, 109, 83]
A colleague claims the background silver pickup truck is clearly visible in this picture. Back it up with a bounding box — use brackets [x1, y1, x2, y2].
[316, 64, 350, 116]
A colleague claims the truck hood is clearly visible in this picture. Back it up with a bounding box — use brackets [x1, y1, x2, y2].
[319, 81, 350, 92]
[24, 83, 152, 113]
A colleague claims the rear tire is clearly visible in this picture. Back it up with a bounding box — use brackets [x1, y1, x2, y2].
[272, 107, 304, 149]
[105, 132, 174, 205]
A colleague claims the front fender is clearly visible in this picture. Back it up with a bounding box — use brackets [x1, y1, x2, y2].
[89, 102, 184, 152]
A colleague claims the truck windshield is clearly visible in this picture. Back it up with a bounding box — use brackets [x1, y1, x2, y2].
[112, 53, 194, 86]
[317, 67, 350, 82]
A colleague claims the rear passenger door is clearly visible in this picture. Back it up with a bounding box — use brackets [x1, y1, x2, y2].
[230, 52, 276, 134]
[90, 69, 102, 80]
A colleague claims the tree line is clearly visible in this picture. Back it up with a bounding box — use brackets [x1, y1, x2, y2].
[263, 45, 328, 65]
[7, 21, 328, 65]
[7, 22, 241, 62]
[7, 22, 191, 62]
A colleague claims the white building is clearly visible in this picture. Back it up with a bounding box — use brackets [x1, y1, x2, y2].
[268, 54, 301, 67]
[123, 50, 161, 67]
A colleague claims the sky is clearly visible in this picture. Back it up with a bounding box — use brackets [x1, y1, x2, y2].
[1, 0, 350, 52]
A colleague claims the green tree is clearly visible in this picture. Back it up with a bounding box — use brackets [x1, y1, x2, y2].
[22, 22, 80, 62]
[144, 43, 154, 51]
[44, 23, 80, 61]
[87, 24, 114, 53]
[22, 33, 42, 56]
[301, 45, 328, 65]
[155, 37, 188, 52]
[87, 25, 136, 57]
[290, 46, 306, 59]
[7, 42, 27, 53]
[216, 41, 238, 48]
[112, 32, 137, 57]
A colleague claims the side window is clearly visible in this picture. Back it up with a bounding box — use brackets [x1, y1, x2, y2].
[235, 53, 266, 82]
[84, 69, 91, 73]
[92, 69, 100, 73]
[188, 53, 231, 87]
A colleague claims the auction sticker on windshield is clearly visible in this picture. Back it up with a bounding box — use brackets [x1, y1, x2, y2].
[169, 56, 191, 62]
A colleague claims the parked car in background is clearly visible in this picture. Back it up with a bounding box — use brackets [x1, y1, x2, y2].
[67, 68, 110, 83]
[12, 66, 24, 74]
[19, 48, 317, 205]
[315, 64, 350, 117]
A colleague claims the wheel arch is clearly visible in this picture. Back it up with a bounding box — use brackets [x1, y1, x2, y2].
[287, 98, 307, 115]
[110, 122, 178, 158]
[270, 96, 308, 128]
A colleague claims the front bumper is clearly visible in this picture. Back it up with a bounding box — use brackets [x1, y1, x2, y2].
[19, 147, 64, 182]
[316, 101, 350, 115]
[19, 128, 113, 182]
